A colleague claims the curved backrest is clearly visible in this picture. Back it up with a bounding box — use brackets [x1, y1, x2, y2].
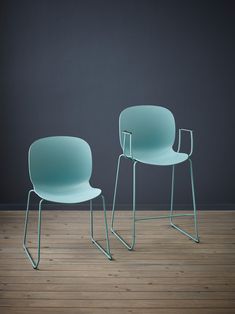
[119, 105, 176, 153]
[29, 136, 92, 188]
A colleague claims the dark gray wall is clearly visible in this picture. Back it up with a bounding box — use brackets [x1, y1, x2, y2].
[1, 0, 234, 208]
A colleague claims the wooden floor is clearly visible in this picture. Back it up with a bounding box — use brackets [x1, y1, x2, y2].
[0, 210, 235, 314]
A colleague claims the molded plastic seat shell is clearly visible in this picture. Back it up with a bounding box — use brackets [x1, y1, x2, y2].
[29, 136, 101, 203]
[119, 105, 188, 166]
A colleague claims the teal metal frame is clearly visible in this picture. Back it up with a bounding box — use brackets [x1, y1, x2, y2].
[23, 190, 42, 269]
[111, 128, 199, 251]
[23, 190, 112, 269]
[90, 196, 112, 260]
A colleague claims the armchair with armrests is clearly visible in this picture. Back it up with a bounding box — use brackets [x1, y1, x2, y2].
[111, 105, 199, 250]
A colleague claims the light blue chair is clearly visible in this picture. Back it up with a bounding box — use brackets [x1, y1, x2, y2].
[111, 105, 199, 250]
[23, 136, 112, 269]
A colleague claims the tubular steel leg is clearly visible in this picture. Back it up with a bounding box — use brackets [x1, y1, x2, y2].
[170, 165, 175, 224]
[90, 195, 112, 260]
[111, 156, 137, 251]
[170, 159, 199, 243]
[23, 190, 43, 269]
[111, 154, 124, 230]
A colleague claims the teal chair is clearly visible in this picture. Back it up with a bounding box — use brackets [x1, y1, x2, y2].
[23, 136, 112, 269]
[111, 105, 199, 250]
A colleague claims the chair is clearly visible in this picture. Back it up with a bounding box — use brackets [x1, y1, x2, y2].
[111, 105, 199, 250]
[23, 136, 112, 269]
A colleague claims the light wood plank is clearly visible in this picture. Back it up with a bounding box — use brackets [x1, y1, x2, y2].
[0, 210, 235, 313]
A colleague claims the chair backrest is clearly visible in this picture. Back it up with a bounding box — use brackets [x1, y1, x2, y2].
[119, 105, 176, 154]
[29, 136, 92, 188]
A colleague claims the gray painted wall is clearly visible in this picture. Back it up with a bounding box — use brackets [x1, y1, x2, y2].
[1, 0, 234, 209]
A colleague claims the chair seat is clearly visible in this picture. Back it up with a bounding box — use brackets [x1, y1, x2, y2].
[34, 183, 101, 203]
[133, 148, 188, 166]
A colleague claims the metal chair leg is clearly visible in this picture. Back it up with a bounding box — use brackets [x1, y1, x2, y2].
[170, 159, 199, 242]
[23, 190, 43, 269]
[90, 195, 112, 260]
[111, 154, 123, 231]
[111, 155, 137, 250]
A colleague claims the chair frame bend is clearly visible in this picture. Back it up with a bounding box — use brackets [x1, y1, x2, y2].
[23, 190, 112, 269]
[111, 129, 199, 251]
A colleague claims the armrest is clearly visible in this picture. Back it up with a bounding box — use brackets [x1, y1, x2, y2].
[177, 128, 193, 157]
[122, 130, 133, 158]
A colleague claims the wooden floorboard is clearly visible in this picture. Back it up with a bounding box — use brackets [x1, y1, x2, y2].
[0, 210, 235, 314]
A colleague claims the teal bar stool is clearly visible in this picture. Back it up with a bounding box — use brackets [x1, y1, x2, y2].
[111, 105, 199, 250]
[23, 136, 112, 269]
